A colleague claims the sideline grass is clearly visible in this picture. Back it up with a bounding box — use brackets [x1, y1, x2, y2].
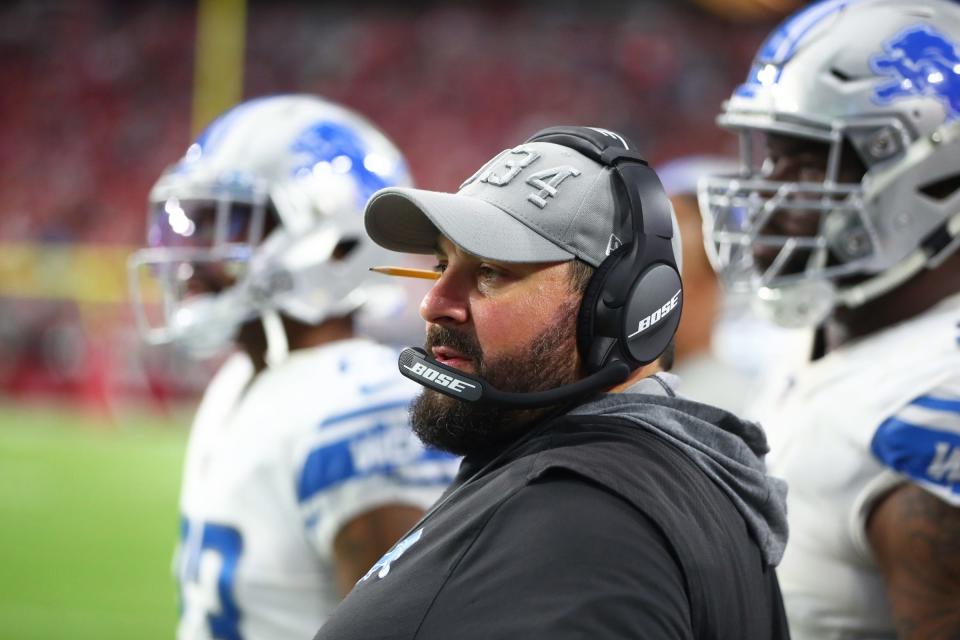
[0, 404, 188, 640]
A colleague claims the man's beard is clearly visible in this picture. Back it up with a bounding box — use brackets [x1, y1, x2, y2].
[410, 298, 581, 457]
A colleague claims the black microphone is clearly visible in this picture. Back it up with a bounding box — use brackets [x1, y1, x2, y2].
[398, 347, 631, 409]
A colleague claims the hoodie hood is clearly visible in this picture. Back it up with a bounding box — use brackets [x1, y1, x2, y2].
[570, 373, 789, 566]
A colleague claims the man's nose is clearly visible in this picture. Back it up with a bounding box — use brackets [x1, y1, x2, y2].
[420, 270, 469, 325]
[765, 156, 797, 182]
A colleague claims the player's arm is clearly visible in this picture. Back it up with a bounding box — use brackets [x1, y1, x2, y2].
[332, 504, 425, 597]
[295, 396, 458, 597]
[867, 381, 960, 639]
[867, 485, 960, 640]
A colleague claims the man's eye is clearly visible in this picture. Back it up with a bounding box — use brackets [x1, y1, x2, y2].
[477, 265, 508, 284]
[795, 153, 828, 173]
[760, 158, 776, 178]
[432, 263, 447, 274]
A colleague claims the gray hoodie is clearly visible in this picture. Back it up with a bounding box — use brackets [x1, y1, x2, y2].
[570, 373, 789, 566]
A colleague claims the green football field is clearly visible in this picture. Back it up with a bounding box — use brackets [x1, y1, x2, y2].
[0, 403, 189, 640]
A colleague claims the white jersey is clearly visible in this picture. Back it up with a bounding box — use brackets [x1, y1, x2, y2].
[672, 352, 753, 414]
[175, 338, 459, 640]
[750, 294, 960, 640]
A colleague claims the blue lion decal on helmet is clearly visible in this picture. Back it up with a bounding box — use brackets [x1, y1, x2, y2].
[871, 24, 960, 119]
[290, 120, 405, 209]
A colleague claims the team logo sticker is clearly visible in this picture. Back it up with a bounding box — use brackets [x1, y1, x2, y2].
[870, 24, 960, 119]
[359, 527, 424, 583]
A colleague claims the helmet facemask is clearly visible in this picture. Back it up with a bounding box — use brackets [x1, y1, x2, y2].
[700, 123, 881, 327]
[128, 178, 276, 358]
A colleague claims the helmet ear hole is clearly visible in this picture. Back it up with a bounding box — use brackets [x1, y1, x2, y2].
[838, 137, 868, 181]
[829, 67, 853, 82]
[332, 238, 360, 261]
[919, 173, 960, 201]
[264, 203, 281, 235]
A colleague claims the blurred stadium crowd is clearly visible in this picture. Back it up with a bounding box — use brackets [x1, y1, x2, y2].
[0, 0, 784, 415]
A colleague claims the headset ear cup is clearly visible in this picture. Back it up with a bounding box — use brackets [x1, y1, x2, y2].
[622, 264, 683, 366]
[576, 248, 627, 373]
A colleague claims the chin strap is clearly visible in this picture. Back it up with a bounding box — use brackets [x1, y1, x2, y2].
[262, 309, 289, 369]
[838, 211, 960, 309]
[837, 249, 928, 308]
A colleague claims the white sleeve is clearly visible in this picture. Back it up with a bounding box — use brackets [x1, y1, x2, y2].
[293, 398, 459, 562]
[868, 376, 960, 508]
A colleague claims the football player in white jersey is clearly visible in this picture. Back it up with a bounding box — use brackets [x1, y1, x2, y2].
[699, 1, 960, 638]
[128, 95, 459, 640]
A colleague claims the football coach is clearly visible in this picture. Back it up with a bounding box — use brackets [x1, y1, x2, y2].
[314, 126, 790, 639]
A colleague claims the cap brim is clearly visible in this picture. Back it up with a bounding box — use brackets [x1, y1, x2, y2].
[364, 188, 575, 263]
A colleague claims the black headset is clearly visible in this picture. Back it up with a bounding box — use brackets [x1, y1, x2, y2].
[398, 125, 683, 408]
[524, 126, 683, 374]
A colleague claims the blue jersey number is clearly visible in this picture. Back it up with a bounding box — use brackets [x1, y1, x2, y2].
[179, 517, 244, 640]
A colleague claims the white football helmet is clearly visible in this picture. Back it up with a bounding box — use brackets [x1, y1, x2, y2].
[129, 94, 413, 359]
[699, 0, 960, 327]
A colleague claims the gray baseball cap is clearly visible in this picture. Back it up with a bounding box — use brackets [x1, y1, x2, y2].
[364, 140, 681, 271]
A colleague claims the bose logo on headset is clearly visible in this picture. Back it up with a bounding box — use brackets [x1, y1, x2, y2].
[628, 289, 681, 339]
[403, 361, 478, 394]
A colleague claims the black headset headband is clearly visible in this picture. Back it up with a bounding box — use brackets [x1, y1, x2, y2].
[525, 126, 680, 371]
[524, 127, 677, 280]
